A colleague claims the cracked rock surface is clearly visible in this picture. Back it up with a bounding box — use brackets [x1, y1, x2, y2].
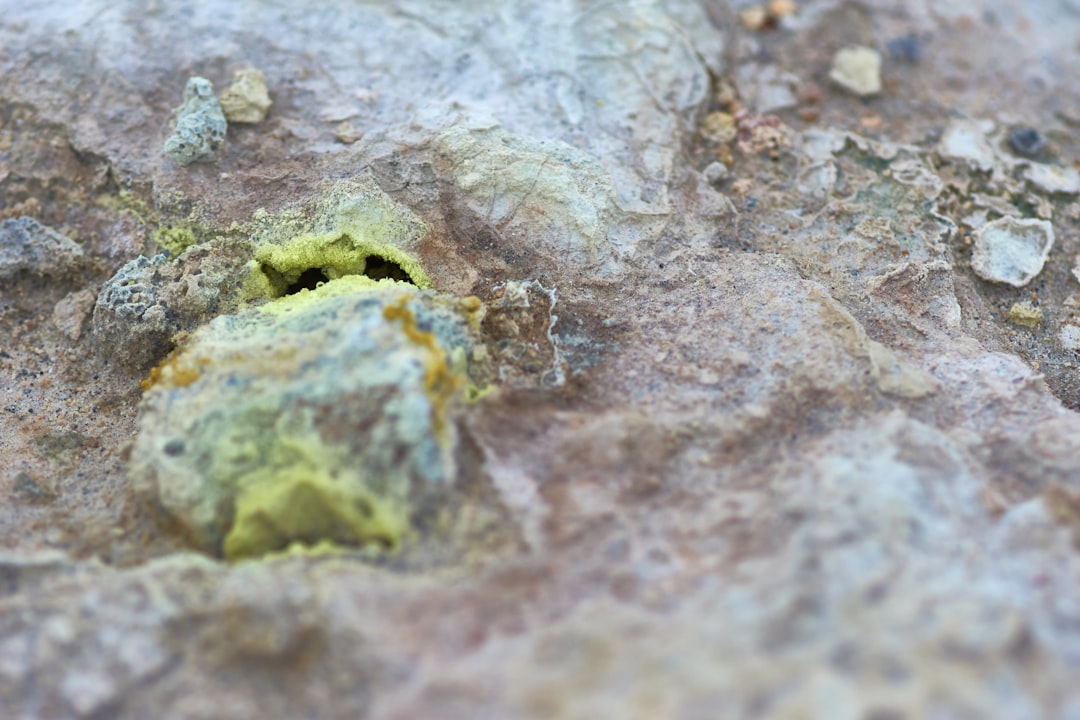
[2, 1, 1080, 718]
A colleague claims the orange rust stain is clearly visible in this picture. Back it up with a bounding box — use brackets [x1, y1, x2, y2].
[382, 296, 462, 436]
[141, 352, 205, 391]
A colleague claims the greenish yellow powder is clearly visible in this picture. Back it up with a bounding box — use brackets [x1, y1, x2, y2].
[1007, 301, 1042, 329]
[224, 466, 407, 561]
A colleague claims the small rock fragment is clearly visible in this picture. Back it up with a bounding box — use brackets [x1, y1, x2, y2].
[736, 64, 800, 113]
[218, 69, 272, 124]
[970, 216, 1055, 287]
[1024, 163, 1080, 195]
[0, 217, 83, 279]
[767, 0, 797, 18]
[859, 112, 884, 131]
[739, 1, 796, 30]
[1059, 324, 1080, 350]
[334, 121, 363, 145]
[738, 7, 768, 30]
[701, 111, 736, 144]
[93, 246, 241, 373]
[1008, 127, 1047, 157]
[163, 77, 227, 166]
[703, 161, 729, 185]
[829, 46, 883, 97]
[1007, 301, 1042, 328]
[939, 119, 997, 171]
[52, 288, 98, 340]
[735, 112, 792, 157]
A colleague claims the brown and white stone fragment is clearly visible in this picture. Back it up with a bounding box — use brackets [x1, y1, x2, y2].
[52, 288, 98, 340]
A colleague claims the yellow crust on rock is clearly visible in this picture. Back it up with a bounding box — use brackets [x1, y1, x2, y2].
[251, 230, 432, 298]
[224, 466, 407, 561]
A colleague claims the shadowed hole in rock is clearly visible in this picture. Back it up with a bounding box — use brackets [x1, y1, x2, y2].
[278, 256, 417, 296]
[285, 268, 330, 295]
[363, 256, 414, 283]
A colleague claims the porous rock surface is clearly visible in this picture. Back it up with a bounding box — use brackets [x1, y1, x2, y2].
[163, 77, 227, 166]
[2, 1, 1080, 719]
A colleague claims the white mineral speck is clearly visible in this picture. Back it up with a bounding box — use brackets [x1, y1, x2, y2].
[938, 119, 997, 171]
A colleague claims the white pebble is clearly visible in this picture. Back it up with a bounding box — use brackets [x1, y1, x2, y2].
[970, 216, 1054, 287]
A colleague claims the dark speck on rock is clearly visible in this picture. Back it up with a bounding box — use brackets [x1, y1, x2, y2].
[887, 33, 923, 63]
[1008, 127, 1047, 157]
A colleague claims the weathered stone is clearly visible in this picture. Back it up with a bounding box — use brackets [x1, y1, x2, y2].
[971, 216, 1055, 287]
[219, 68, 271, 124]
[51, 288, 97, 340]
[163, 77, 227, 166]
[131, 283, 481, 560]
[92, 246, 243, 374]
[829, 46, 883, 97]
[0, 217, 82, 279]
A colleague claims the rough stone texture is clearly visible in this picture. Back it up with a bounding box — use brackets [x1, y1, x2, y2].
[131, 284, 490, 561]
[218, 69, 271, 125]
[0, 217, 82, 278]
[2, 0, 1080, 718]
[92, 245, 245, 374]
[163, 77, 227, 166]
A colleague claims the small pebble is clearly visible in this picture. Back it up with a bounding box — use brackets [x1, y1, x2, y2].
[219, 69, 272, 125]
[829, 46, 883, 97]
[738, 7, 768, 30]
[703, 162, 729, 185]
[1008, 127, 1047, 157]
[701, 112, 736, 144]
[1007, 301, 1042, 329]
[767, 0, 797, 18]
[163, 77, 227, 165]
[970, 216, 1055, 287]
[334, 121, 364, 145]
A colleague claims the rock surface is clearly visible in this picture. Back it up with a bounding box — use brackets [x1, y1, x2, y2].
[2, 1, 1080, 719]
[0, 217, 82, 278]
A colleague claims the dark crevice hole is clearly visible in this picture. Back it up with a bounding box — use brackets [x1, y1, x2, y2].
[363, 256, 414, 284]
[276, 256, 417, 297]
[285, 268, 330, 295]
